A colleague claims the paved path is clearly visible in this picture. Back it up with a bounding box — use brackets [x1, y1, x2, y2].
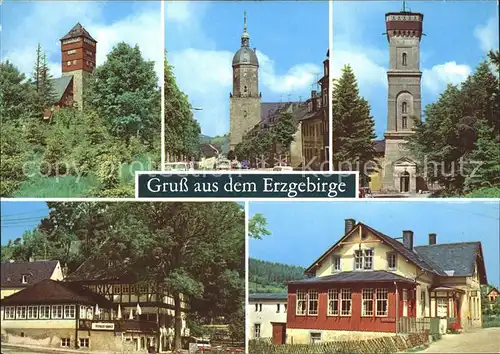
[419, 327, 500, 353]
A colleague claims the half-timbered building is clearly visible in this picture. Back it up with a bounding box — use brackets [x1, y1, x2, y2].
[64, 256, 190, 352]
[284, 219, 487, 344]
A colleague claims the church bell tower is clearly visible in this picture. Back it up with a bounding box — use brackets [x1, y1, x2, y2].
[229, 12, 261, 151]
[382, 5, 423, 193]
[60, 23, 97, 110]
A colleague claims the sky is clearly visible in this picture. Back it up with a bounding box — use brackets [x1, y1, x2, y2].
[249, 200, 500, 288]
[1, 201, 50, 245]
[1, 1, 162, 81]
[332, 1, 499, 138]
[165, 1, 329, 137]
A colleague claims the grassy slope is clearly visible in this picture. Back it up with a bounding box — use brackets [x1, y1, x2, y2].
[15, 154, 154, 197]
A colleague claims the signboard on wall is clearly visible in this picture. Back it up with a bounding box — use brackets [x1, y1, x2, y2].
[92, 322, 115, 330]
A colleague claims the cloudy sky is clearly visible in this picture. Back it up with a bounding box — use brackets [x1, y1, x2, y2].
[1, 1, 163, 82]
[165, 1, 329, 138]
[332, 1, 499, 138]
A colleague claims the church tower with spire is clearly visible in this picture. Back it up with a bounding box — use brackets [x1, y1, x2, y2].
[229, 12, 261, 151]
[60, 23, 97, 110]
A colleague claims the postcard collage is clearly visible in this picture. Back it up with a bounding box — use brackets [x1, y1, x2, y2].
[0, 1, 499, 354]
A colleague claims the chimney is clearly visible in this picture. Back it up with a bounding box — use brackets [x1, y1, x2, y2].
[429, 233, 437, 245]
[345, 219, 356, 234]
[402, 230, 414, 250]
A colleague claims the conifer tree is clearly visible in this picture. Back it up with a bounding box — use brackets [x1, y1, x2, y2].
[332, 65, 376, 184]
[32, 44, 55, 111]
[408, 57, 499, 195]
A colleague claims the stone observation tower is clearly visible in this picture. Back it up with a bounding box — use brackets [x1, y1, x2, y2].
[382, 4, 423, 194]
[60, 23, 97, 110]
[229, 12, 261, 151]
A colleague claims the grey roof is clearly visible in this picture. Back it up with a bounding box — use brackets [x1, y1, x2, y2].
[414, 242, 482, 277]
[60, 22, 97, 42]
[1, 260, 59, 288]
[1, 279, 113, 307]
[50, 76, 73, 103]
[232, 46, 259, 67]
[249, 293, 288, 301]
[373, 139, 386, 153]
[261, 102, 286, 124]
[289, 271, 416, 285]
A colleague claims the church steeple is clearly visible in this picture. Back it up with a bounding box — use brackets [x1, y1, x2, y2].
[241, 11, 250, 47]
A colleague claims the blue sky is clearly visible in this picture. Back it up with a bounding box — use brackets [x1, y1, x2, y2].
[1, 202, 50, 245]
[1, 1, 162, 81]
[332, 1, 499, 138]
[165, 1, 328, 137]
[1, 201, 245, 245]
[249, 201, 500, 288]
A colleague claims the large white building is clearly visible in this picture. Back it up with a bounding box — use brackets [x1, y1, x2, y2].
[248, 293, 287, 341]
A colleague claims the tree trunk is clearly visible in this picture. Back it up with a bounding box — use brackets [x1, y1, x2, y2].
[173, 292, 182, 350]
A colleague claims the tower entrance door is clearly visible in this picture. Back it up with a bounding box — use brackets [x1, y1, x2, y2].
[400, 171, 410, 193]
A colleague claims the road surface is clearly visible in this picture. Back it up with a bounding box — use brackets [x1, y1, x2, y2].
[420, 327, 500, 353]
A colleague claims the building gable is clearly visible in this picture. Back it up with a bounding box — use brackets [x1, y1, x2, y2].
[305, 223, 436, 278]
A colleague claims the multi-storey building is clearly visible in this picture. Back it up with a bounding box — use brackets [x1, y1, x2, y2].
[248, 293, 287, 344]
[284, 219, 487, 344]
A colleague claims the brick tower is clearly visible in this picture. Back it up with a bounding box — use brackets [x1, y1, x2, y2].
[60, 23, 97, 110]
[229, 12, 261, 152]
[382, 7, 423, 193]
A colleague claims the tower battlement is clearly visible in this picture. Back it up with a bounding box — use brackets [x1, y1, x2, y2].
[385, 12, 424, 42]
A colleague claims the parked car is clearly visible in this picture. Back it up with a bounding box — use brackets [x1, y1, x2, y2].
[216, 159, 231, 170]
[189, 337, 212, 351]
[359, 187, 373, 198]
[164, 162, 194, 172]
[273, 165, 293, 171]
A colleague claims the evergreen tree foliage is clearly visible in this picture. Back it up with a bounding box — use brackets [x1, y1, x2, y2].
[332, 65, 376, 182]
[164, 53, 201, 161]
[0, 61, 36, 124]
[408, 57, 500, 195]
[249, 258, 306, 293]
[86, 42, 161, 146]
[32, 44, 55, 111]
[1, 42, 160, 197]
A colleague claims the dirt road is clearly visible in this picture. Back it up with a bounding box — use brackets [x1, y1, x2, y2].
[419, 327, 500, 353]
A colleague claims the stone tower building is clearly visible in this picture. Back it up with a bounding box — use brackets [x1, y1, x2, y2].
[229, 12, 261, 151]
[382, 9, 423, 193]
[60, 23, 97, 110]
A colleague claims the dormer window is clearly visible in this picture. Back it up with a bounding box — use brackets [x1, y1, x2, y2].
[387, 252, 397, 270]
[21, 274, 28, 284]
[354, 249, 374, 270]
[332, 256, 341, 272]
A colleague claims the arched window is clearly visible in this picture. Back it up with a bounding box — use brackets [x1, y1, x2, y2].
[402, 53, 407, 66]
[402, 102, 408, 114]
